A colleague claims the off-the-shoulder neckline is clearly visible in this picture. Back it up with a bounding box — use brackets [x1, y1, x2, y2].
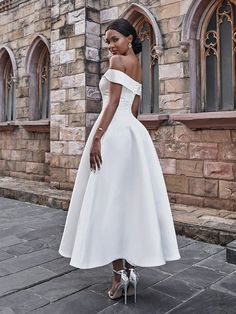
[105, 68, 142, 85]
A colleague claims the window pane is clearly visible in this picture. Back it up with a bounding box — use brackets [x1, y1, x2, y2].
[220, 15, 234, 110]
[141, 36, 152, 113]
[206, 50, 218, 111]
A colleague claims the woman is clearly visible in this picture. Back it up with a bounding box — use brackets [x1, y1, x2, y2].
[59, 18, 180, 304]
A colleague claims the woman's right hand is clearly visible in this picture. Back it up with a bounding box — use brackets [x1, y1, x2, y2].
[90, 138, 102, 172]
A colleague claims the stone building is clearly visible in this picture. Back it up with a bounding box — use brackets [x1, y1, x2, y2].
[0, 0, 235, 212]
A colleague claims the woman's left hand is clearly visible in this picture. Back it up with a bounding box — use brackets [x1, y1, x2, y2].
[90, 138, 102, 172]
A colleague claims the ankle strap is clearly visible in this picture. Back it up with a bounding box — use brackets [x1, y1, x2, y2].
[113, 269, 126, 275]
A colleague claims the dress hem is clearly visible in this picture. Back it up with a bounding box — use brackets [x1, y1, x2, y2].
[59, 250, 181, 270]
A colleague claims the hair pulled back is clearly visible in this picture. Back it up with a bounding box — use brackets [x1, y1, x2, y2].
[105, 18, 142, 55]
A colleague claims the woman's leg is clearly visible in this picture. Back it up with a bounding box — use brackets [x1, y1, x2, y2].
[109, 259, 124, 295]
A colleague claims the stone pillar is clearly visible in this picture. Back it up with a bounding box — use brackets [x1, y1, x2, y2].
[50, 0, 101, 190]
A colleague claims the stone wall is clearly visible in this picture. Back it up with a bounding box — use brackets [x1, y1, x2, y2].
[0, 0, 51, 181]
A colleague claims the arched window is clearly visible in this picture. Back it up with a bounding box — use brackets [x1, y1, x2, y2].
[26, 36, 50, 120]
[0, 47, 16, 122]
[121, 4, 163, 114]
[182, 0, 236, 112]
[201, 0, 236, 111]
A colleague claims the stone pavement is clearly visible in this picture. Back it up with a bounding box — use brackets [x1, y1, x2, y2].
[0, 176, 236, 245]
[0, 197, 236, 314]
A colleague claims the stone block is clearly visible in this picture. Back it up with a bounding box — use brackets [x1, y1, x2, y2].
[164, 174, 188, 193]
[174, 193, 204, 207]
[51, 39, 66, 53]
[159, 93, 188, 110]
[87, 7, 100, 23]
[232, 130, 236, 142]
[50, 167, 67, 182]
[68, 35, 85, 49]
[150, 125, 175, 142]
[67, 8, 85, 24]
[60, 73, 85, 89]
[75, 20, 86, 35]
[26, 162, 45, 175]
[174, 124, 201, 142]
[60, 126, 85, 141]
[159, 63, 184, 80]
[60, 49, 76, 64]
[64, 141, 84, 155]
[59, 155, 80, 169]
[68, 86, 85, 100]
[68, 169, 78, 183]
[15, 161, 26, 172]
[68, 113, 86, 127]
[67, 60, 85, 75]
[163, 31, 181, 49]
[86, 113, 99, 128]
[86, 47, 99, 61]
[201, 130, 231, 143]
[204, 161, 234, 180]
[165, 78, 189, 93]
[190, 143, 218, 160]
[75, 0, 84, 9]
[86, 21, 100, 35]
[219, 181, 236, 200]
[189, 178, 218, 197]
[51, 141, 65, 154]
[167, 16, 184, 33]
[177, 160, 203, 177]
[160, 158, 176, 174]
[164, 142, 188, 159]
[218, 143, 236, 161]
[86, 99, 101, 113]
[51, 89, 66, 102]
[100, 7, 118, 23]
[11, 150, 22, 161]
[59, 24, 74, 39]
[86, 86, 101, 100]
[86, 33, 101, 49]
[60, 100, 86, 114]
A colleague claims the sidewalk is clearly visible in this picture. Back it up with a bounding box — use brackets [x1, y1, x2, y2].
[0, 197, 236, 314]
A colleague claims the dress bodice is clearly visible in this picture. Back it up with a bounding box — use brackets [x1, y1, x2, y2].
[99, 69, 142, 112]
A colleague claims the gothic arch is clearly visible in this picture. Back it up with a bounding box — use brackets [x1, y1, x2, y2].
[121, 3, 163, 57]
[0, 46, 17, 121]
[181, 0, 236, 112]
[26, 35, 50, 120]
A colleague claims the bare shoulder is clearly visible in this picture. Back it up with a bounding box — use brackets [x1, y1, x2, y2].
[109, 55, 125, 71]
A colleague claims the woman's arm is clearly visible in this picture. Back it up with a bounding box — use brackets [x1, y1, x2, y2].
[131, 95, 141, 118]
[90, 55, 124, 172]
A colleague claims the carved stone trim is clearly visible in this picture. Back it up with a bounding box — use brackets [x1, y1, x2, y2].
[0, 121, 17, 131]
[138, 114, 169, 130]
[170, 111, 236, 130]
[121, 3, 163, 56]
[15, 120, 50, 133]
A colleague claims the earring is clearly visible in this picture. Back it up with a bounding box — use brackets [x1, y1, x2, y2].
[128, 42, 132, 48]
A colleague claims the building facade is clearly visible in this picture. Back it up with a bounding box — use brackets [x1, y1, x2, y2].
[0, 0, 235, 211]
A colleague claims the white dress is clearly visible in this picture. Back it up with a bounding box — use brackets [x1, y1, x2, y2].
[58, 69, 180, 269]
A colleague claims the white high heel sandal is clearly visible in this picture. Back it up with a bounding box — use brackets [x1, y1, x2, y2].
[108, 269, 129, 304]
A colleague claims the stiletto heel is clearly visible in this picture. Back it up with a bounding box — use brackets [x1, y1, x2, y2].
[126, 267, 140, 303]
[108, 269, 129, 304]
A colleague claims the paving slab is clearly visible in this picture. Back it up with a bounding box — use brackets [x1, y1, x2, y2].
[0, 197, 236, 313]
[168, 289, 236, 314]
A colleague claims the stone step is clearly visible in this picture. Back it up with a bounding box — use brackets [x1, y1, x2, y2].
[226, 240, 236, 265]
[0, 176, 235, 246]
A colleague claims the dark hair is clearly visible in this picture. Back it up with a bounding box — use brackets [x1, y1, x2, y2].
[105, 18, 142, 55]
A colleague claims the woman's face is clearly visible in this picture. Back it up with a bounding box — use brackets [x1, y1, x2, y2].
[105, 29, 132, 55]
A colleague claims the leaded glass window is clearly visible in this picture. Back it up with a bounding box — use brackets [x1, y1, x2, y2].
[201, 0, 236, 111]
[38, 48, 49, 119]
[137, 19, 159, 114]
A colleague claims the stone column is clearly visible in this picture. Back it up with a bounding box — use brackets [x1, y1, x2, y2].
[50, 0, 101, 190]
